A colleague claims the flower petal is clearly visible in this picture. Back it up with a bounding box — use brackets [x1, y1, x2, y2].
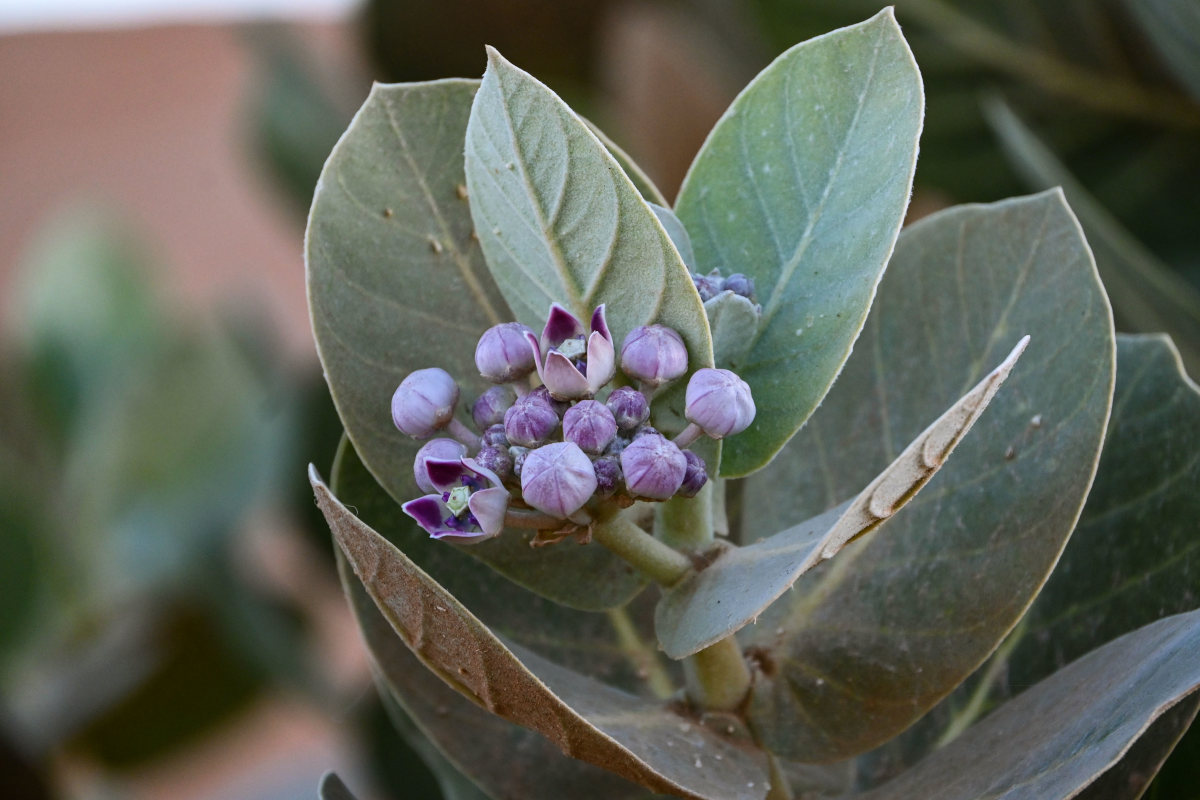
[461, 456, 503, 488]
[590, 304, 611, 342]
[424, 458, 469, 491]
[543, 351, 590, 399]
[586, 330, 616, 393]
[524, 330, 545, 384]
[402, 494, 451, 536]
[541, 302, 584, 351]
[468, 486, 510, 537]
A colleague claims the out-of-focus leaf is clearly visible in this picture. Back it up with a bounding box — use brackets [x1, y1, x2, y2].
[592, 124, 669, 207]
[740, 191, 1114, 761]
[372, 689, 481, 800]
[464, 47, 712, 407]
[1122, 0, 1200, 102]
[855, 609, 1200, 800]
[306, 80, 643, 609]
[313, 466, 770, 800]
[675, 8, 924, 477]
[1076, 695, 1199, 800]
[319, 771, 360, 800]
[985, 98, 1200, 376]
[649, 203, 696, 270]
[656, 337, 1026, 659]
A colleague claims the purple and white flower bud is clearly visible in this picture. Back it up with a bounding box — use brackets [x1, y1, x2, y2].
[721, 273, 755, 301]
[392, 368, 460, 438]
[472, 385, 516, 429]
[620, 325, 688, 387]
[593, 455, 622, 496]
[677, 449, 708, 497]
[481, 423, 509, 448]
[509, 446, 529, 477]
[475, 322, 537, 383]
[685, 368, 755, 438]
[562, 400, 617, 455]
[520, 441, 598, 518]
[476, 445, 514, 479]
[692, 270, 723, 302]
[504, 392, 559, 447]
[606, 386, 649, 431]
[530, 385, 569, 418]
[634, 425, 660, 438]
[620, 432, 687, 500]
[413, 438, 468, 493]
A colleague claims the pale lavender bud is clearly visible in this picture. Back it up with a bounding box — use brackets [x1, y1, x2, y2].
[722, 273, 755, 301]
[604, 435, 630, 456]
[392, 368, 459, 438]
[692, 271, 723, 302]
[472, 385, 516, 429]
[634, 425, 659, 438]
[530, 385, 569, 418]
[677, 450, 708, 497]
[562, 400, 617, 455]
[504, 393, 559, 447]
[606, 386, 649, 431]
[620, 433, 686, 500]
[593, 456, 622, 496]
[520, 442, 598, 518]
[476, 445, 513, 479]
[482, 423, 509, 448]
[685, 368, 755, 438]
[413, 438, 468, 493]
[475, 322, 537, 383]
[620, 325, 688, 387]
[509, 446, 529, 477]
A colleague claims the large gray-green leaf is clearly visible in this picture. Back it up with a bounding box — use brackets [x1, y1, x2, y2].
[740, 190, 1115, 762]
[1122, 0, 1200, 102]
[656, 337, 1026, 659]
[856, 609, 1200, 800]
[313, 467, 770, 800]
[985, 98, 1200, 376]
[306, 80, 642, 609]
[675, 8, 924, 476]
[464, 47, 713, 403]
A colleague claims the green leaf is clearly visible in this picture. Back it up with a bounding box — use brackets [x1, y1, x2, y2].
[312, 466, 770, 800]
[984, 98, 1200, 377]
[306, 80, 642, 609]
[854, 610, 1200, 800]
[1075, 696, 1199, 800]
[704, 292, 760, 371]
[656, 337, 1026, 659]
[739, 190, 1115, 761]
[675, 8, 924, 476]
[463, 47, 713, 407]
[649, 203, 697, 270]
[589, 123, 669, 207]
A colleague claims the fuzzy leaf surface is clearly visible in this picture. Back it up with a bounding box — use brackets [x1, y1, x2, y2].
[306, 80, 643, 609]
[464, 48, 712, 399]
[656, 337, 1026, 659]
[856, 610, 1200, 800]
[313, 465, 769, 800]
[675, 8, 923, 476]
[740, 191, 1114, 761]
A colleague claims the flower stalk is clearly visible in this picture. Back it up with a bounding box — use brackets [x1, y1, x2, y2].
[683, 635, 752, 713]
[591, 508, 692, 586]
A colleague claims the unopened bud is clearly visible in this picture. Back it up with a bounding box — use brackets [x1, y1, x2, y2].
[392, 368, 459, 438]
[520, 442, 598, 518]
[475, 322, 537, 383]
[620, 432, 687, 500]
[413, 438, 468, 493]
[620, 325, 688, 387]
[563, 400, 617, 455]
[504, 392, 559, 447]
[606, 386, 649, 431]
[677, 450, 708, 497]
[472, 385, 516, 429]
[685, 368, 755, 438]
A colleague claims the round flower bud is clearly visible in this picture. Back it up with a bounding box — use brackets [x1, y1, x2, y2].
[475, 322, 537, 383]
[620, 432, 687, 500]
[620, 325, 688, 387]
[634, 425, 659, 438]
[413, 438, 468, 493]
[481, 423, 509, 448]
[721, 273, 755, 301]
[604, 435, 630, 456]
[392, 368, 459, 438]
[562, 400, 617, 455]
[520, 442, 598, 518]
[677, 450, 708, 498]
[593, 456, 622, 497]
[692, 271, 723, 302]
[509, 446, 529, 478]
[530, 385, 569, 418]
[472, 385, 516, 429]
[606, 386, 649, 431]
[685, 368, 755, 438]
[504, 393, 559, 448]
[476, 445, 514, 480]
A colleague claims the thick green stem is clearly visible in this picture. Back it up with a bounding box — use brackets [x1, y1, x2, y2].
[654, 482, 714, 551]
[765, 754, 794, 800]
[592, 510, 692, 586]
[683, 636, 751, 713]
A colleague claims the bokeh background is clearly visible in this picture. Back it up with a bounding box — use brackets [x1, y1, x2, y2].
[2, 1, 1198, 798]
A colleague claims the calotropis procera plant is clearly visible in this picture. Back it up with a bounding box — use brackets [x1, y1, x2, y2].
[305, 9, 1200, 800]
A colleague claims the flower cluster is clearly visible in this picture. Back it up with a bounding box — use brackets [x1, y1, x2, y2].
[391, 303, 755, 543]
[691, 269, 756, 304]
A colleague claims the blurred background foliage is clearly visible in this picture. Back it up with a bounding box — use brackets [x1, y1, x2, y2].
[2, 0, 1197, 798]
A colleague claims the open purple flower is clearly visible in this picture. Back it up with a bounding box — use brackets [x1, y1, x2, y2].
[524, 303, 615, 400]
[402, 457, 509, 544]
